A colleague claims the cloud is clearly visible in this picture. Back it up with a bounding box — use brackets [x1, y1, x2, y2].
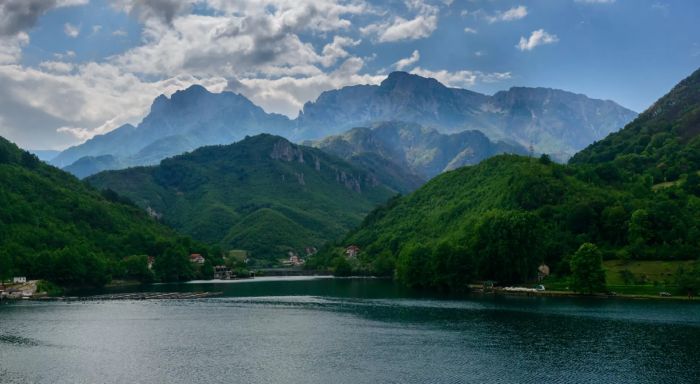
[64, 23, 80, 37]
[517, 29, 559, 51]
[394, 49, 420, 70]
[321, 36, 361, 67]
[0, 0, 87, 36]
[229, 57, 385, 117]
[39, 60, 74, 73]
[0, 62, 229, 147]
[463, 27, 477, 33]
[112, 28, 128, 36]
[361, 0, 438, 43]
[0, 32, 29, 64]
[485, 5, 527, 23]
[575, 0, 615, 3]
[111, 0, 192, 25]
[410, 67, 511, 88]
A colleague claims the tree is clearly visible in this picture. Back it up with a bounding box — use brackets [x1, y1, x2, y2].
[332, 256, 352, 277]
[569, 243, 606, 294]
[0, 250, 13, 283]
[396, 243, 431, 288]
[472, 210, 543, 284]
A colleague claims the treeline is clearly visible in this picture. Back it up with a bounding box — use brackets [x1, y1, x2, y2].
[308, 155, 700, 291]
[0, 137, 219, 287]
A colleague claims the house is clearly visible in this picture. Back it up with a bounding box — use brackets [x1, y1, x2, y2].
[213, 265, 232, 280]
[147, 256, 155, 270]
[282, 251, 304, 267]
[190, 254, 205, 264]
[345, 245, 360, 258]
[537, 264, 550, 282]
[13, 277, 26, 284]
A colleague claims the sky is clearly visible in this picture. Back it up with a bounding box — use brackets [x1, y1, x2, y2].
[0, 0, 698, 150]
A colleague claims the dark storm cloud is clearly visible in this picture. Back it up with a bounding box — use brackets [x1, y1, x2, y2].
[0, 0, 59, 36]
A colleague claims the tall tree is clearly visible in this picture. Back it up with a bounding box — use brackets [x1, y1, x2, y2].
[569, 243, 606, 294]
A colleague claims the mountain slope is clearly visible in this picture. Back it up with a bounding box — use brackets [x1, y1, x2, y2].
[310, 121, 528, 179]
[297, 72, 637, 159]
[54, 72, 636, 178]
[0, 136, 200, 287]
[86, 135, 399, 260]
[311, 154, 700, 288]
[571, 67, 700, 182]
[52, 85, 292, 169]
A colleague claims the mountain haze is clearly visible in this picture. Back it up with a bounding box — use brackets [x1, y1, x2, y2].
[310, 121, 528, 179]
[52, 85, 292, 168]
[298, 72, 637, 159]
[54, 72, 636, 177]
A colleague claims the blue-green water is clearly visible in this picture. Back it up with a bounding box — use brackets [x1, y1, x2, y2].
[1, 277, 699, 383]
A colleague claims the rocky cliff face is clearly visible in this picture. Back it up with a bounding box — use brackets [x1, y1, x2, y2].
[56, 72, 637, 177]
[311, 121, 529, 179]
[297, 72, 637, 160]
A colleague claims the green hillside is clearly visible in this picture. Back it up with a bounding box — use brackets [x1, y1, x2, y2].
[86, 134, 399, 262]
[0, 136, 210, 287]
[310, 154, 700, 289]
[571, 67, 700, 182]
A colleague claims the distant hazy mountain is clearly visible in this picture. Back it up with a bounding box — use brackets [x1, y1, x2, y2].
[297, 72, 637, 160]
[52, 85, 292, 169]
[310, 121, 528, 179]
[28, 149, 60, 162]
[86, 135, 401, 259]
[55, 72, 636, 177]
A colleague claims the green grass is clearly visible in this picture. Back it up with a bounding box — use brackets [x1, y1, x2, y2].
[603, 260, 694, 285]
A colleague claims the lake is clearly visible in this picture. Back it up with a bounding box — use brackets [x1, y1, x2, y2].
[1, 277, 699, 383]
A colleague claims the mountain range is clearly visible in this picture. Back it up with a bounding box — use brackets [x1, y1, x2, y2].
[308, 121, 528, 180]
[51, 71, 636, 178]
[85, 135, 402, 261]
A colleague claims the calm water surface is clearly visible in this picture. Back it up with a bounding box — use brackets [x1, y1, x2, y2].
[1, 277, 699, 383]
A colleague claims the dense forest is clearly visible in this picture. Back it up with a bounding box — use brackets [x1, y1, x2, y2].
[86, 134, 399, 263]
[0, 136, 218, 287]
[308, 154, 700, 288]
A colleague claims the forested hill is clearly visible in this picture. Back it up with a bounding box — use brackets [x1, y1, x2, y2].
[0, 136, 208, 287]
[570, 67, 700, 182]
[310, 154, 700, 289]
[86, 134, 400, 261]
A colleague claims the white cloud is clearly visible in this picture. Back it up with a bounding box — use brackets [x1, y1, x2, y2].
[92, 25, 102, 34]
[463, 27, 477, 33]
[321, 36, 361, 67]
[112, 29, 128, 36]
[517, 29, 559, 51]
[63, 23, 80, 38]
[410, 67, 511, 88]
[39, 61, 74, 74]
[0, 32, 29, 64]
[485, 5, 527, 23]
[394, 49, 420, 70]
[361, 0, 438, 43]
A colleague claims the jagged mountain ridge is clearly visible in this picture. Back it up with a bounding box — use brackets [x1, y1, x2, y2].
[54, 72, 636, 177]
[298, 72, 637, 159]
[309, 121, 529, 179]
